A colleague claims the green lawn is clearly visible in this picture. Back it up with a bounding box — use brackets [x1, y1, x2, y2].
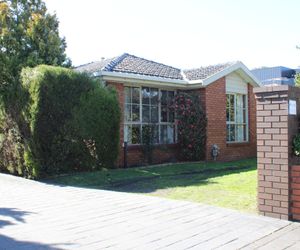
[47, 158, 257, 214]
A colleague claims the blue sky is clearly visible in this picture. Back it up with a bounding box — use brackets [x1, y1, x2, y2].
[44, 0, 300, 69]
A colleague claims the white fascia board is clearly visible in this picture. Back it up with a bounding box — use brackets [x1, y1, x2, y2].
[188, 79, 204, 85]
[202, 62, 262, 87]
[99, 71, 187, 84]
[99, 71, 190, 89]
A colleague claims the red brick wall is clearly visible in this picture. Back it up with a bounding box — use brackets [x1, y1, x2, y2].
[254, 86, 290, 220]
[291, 165, 300, 221]
[205, 78, 257, 161]
[126, 144, 179, 167]
[205, 77, 227, 160]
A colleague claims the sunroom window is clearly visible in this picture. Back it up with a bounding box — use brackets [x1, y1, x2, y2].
[226, 93, 248, 142]
[124, 86, 176, 145]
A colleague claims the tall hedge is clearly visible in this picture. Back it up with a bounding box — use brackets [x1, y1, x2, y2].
[19, 65, 120, 178]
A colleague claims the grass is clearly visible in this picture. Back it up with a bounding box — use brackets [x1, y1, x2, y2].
[47, 158, 257, 214]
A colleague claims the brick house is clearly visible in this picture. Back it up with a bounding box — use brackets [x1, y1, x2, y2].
[77, 53, 261, 167]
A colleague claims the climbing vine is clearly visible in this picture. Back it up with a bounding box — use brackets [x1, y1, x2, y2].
[173, 92, 206, 161]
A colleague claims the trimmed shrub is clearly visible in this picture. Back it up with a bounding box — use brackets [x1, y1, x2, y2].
[71, 82, 120, 169]
[19, 65, 120, 178]
[174, 92, 206, 161]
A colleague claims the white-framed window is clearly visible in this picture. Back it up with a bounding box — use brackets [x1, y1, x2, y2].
[226, 93, 248, 142]
[124, 86, 176, 145]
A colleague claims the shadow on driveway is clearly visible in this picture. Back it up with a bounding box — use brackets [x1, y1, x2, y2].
[0, 207, 69, 250]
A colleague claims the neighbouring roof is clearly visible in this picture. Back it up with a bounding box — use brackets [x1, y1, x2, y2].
[76, 53, 183, 80]
[75, 53, 261, 87]
[251, 66, 296, 86]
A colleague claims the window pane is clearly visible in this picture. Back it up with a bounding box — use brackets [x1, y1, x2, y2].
[226, 124, 235, 142]
[168, 91, 174, 105]
[125, 104, 131, 122]
[169, 110, 175, 123]
[160, 125, 167, 144]
[160, 125, 175, 144]
[132, 87, 140, 104]
[132, 104, 140, 122]
[243, 95, 247, 109]
[142, 125, 159, 144]
[226, 124, 230, 142]
[161, 90, 167, 105]
[125, 87, 131, 104]
[226, 95, 230, 122]
[226, 94, 248, 142]
[167, 125, 174, 143]
[151, 106, 159, 123]
[161, 105, 168, 122]
[236, 124, 244, 142]
[236, 95, 244, 123]
[142, 87, 150, 105]
[142, 105, 150, 123]
[153, 125, 159, 144]
[226, 94, 235, 122]
[150, 88, 158, 105]
[132, 125, 141, 144]
[124, 125, 130, 143]
[243, 124, 247, 141]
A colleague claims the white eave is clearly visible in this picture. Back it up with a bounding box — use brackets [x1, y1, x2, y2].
[95, 70, 193, 89]
[92, 61, 261, 89]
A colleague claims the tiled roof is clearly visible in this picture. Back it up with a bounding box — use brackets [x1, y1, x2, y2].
[107, 53, 183, 80]
[75, 57, 116, 74]
[76, 53, 183, 80]
[183, 62, 235, 81]
[75, 53, 235, 82]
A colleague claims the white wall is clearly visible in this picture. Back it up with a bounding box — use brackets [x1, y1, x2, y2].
[226, 72, 248, 94]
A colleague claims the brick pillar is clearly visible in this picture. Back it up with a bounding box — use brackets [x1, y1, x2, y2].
[254, 86, 289, 220]
[291, 165, 300, 220]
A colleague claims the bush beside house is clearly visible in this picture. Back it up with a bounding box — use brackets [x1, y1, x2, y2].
[174, 92, 206, 161]
[0, 65, 120, 178]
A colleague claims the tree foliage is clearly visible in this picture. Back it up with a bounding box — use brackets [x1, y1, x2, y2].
[0, 0, 72, 177]
[0, 0, 70, 74]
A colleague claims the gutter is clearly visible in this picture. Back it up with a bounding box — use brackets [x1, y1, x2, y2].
[96, 71, 205, 89]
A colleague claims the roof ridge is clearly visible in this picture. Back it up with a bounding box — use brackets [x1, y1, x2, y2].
[180, 69, 189, 82]
[125, 53, 181, 71]
[103, 53, 129, 71]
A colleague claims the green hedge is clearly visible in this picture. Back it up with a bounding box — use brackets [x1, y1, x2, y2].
[0, 65, 120, 178]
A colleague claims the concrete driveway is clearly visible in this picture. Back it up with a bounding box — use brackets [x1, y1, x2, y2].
[0, 173, 300, 250]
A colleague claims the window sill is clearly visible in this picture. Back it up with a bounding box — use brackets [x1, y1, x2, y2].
[226, 142, 250, 147]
